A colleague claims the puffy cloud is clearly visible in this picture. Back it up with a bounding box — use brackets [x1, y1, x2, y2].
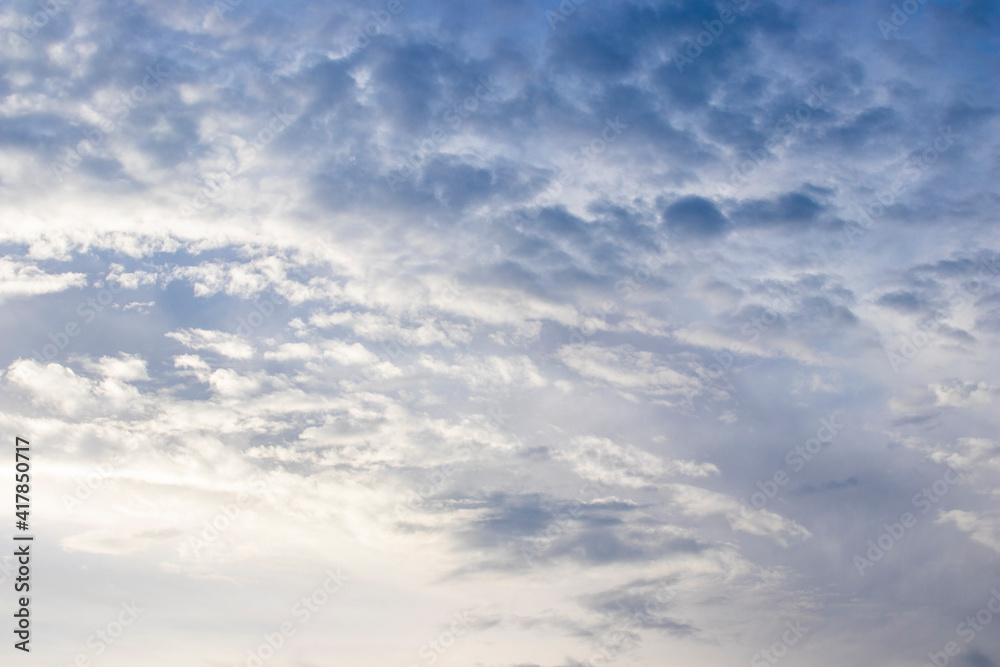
[165, 328, 254, 359]
[662, 196, 729, 238]
[0, 257, 87, 300]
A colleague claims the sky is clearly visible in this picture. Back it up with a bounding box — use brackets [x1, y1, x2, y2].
[0, 0, 998, 665]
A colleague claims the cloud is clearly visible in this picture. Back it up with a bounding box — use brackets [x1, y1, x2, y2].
[929, 381, 999, 408]
[661, 196, 729, 238]
[0, 257, 87, 300]
[937, 510, 1000, 554]
[556, 343, 699, 399]
[552, 435, 718, 487]
[665, 483, 811, 547]
[81, 353, 150, 381]
[0, 0, 998, 664]
[165, 328, 254, 359]
[732, 192, 825, 228]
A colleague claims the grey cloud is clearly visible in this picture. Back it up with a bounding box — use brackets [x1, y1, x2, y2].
[662, 196, 729, 238]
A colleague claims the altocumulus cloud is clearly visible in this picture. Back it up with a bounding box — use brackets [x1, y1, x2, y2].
[0, 0, 999, 665]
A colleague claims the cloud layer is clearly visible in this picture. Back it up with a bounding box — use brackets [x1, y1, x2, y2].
[1, 0, 999, 665]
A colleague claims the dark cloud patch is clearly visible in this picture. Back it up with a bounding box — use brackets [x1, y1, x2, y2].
[876, 291, 926, 313]
[591, 84, 712, 165]
[0, 114, 82, 155]
[662, 196, 729, 239]
[801, 182, 837, 198]
[718, 72, 770, 107]
[579, 577, 697, 636]
[797, 296, 859, 329]
[910, 257, 984, 279]
[941, 99, 998, 134]
[371, 42, 452, 132]
[507, 235, 562, 263]
[548, 28, 638, 77]
[943, 0, 1000, 34]
[653, 60, 712, 110]
[442, 492, 707, 570]
[419, 157, 495, 211]
[938, 323, 976, 343]
[450, 493, 633, 549]
[477, 261, 547, 297]
[533, 207, 592, 242]
[800, 477, 860, 494]
[550, 528, 707, 565]
[703, 107, 768, 152]
[469, 494, 555, 547]
[733, 192, 825, 228]
[297, 59, 359, 116]
[891, 411, 941, 428]
[960, 651, 998, 667]
[975, 304, 1000, 333]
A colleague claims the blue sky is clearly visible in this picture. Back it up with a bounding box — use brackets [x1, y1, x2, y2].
[1, 0, 999, 665]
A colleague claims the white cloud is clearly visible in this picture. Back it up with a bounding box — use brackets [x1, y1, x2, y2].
[82, 354, 150, 381]
[0, 257, 87, 300]
[553, 435, 718, 488]
[165, 328, 254, 359]
[937, 510, 1000, 553]
[929, 380, 999, 408]
[556, 343, 699, 397]
[6, 359, 95, 415]
[666, 484, 811, 547]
